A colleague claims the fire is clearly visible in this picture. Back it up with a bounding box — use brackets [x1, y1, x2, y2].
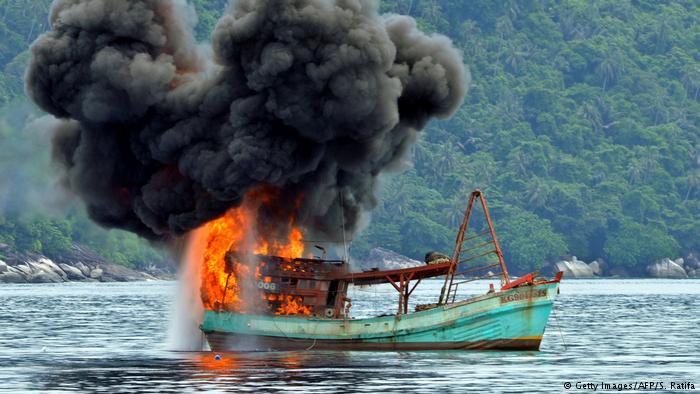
[196, 186, 310, 315]
[275, 295, 313, 316]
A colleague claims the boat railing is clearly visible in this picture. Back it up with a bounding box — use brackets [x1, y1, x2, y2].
[449, 271, 502, 303]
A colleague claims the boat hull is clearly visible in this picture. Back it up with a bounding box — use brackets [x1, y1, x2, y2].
[201, 282, 559, 351]
[203, 331, 543, 351]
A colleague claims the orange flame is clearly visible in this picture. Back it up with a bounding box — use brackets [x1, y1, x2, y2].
[275, 295, 313, 315]
[196, 186, 310, 315]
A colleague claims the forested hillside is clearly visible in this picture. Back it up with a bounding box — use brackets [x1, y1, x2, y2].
[357, 0, 700, 274]
[0, 0, 698, 274]
[0, 0, 170, 268]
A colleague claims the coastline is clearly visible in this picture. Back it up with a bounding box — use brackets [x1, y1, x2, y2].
[0, 243, 175, 284]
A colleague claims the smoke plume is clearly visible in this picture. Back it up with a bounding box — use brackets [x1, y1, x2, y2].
[26, 0, 468, 241]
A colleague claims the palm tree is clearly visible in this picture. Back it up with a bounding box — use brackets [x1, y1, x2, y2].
[412, 143, 429, 171]
[397, 0, 415, 16]
[504, 0, 521, 20]
[558, 12, 581, 40]
[654, 19, 672, 52]
[495, 92, 523, 121]
[382, 181, 411, 216]
[495, 16, 514, 39]
[471, 158, 496, 188]
[627, 160, 644, 185]
[23, 0, 51, 41]
[641, 149, 660, 178]
[680, 144, 700, 202]
[671, 105, 691, 130]
[681, 67, 700, 100]
[436, 147, 456, 175]
[460, 20, 480, 43]
[684, 169, 700, 202]
[422, 0, 443, 26]
[691, 144, 700, 168]
[647, 93, 669, 125]
[443, 198, 467, 229]
[596, 50, 624, 91]
[525, 177, 549, 209]
[581, 102, 603, 132]
[590, 169, 606, 185]
[507, 149, 531, 178]
[503, 43, 529, 74]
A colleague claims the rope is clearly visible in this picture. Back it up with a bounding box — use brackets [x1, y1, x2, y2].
[305, 338, 317, 351]
[550, 303, 567, 351]
[271, 316, 321, 351]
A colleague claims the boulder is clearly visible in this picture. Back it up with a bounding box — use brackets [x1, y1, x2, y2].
[59, 263, 86, 280]
[28, 270, 63, 283]
[684, 253, 700, 270]
[34, 258, 67, 281]
[99, 262, 147, 282]
[22, 260, 64, 283]
[0, 267, 27, 283]
[554, 256, 594, 278]
[646, 258, 688, 279]
[588, 259, 605, 276]
[89, 268, 103, 280]
[74, 262, 91, 277]
[14, 264, 33, 276]
[674, 258, 684, 267]
[364, 247, 422, 271]
[0, 242, 171, 283]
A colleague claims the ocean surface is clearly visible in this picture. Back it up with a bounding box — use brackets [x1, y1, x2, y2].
[1, 279, 699, 393]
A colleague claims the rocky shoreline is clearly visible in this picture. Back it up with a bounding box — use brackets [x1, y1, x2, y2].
[0, 243, 175, 284]
[3, 243, 698, 284]
[358, 247, 700, 279]
[547, 253, 700, 279]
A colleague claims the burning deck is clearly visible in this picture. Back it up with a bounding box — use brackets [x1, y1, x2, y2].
[213, 253, 350, 318]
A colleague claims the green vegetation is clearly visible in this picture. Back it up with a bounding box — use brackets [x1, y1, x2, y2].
[359, 0, 700, 273]
[0, 1, 698, 274]
[0, 0, 52, 105]
[0, 100, 168, 268]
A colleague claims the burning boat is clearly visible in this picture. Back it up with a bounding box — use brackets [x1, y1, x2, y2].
[199, 190, 563, 351]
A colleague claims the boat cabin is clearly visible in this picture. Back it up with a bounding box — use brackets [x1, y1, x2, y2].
[230, 253, 351, 318]
[226, 251, 453, 319]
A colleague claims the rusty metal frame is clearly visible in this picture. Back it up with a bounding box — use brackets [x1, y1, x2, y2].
[439, 190, 511, 305]
[385, 271, 419, 316]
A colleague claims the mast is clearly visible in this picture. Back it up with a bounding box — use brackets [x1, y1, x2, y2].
[438, 190, 510, 305]
[339, 190, 349, 262]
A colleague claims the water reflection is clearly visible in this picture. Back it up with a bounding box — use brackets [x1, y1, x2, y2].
[34, 351, 440, 392]
[1, 280, 699, 392]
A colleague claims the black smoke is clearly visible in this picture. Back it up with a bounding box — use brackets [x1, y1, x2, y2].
[26, 0, 468, 241]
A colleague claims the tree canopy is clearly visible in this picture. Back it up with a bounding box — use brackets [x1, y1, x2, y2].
[0, 0, 698, 274]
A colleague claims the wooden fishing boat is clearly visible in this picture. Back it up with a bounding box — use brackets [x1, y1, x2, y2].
[200, 190, 563, 351]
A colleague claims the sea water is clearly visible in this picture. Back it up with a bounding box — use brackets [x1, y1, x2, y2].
[1, 279, 698, 392]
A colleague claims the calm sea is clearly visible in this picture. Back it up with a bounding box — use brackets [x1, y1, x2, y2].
[1, 279, 698, 393]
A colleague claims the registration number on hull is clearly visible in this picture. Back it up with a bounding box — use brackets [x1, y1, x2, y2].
[500, 288, 547, 303]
